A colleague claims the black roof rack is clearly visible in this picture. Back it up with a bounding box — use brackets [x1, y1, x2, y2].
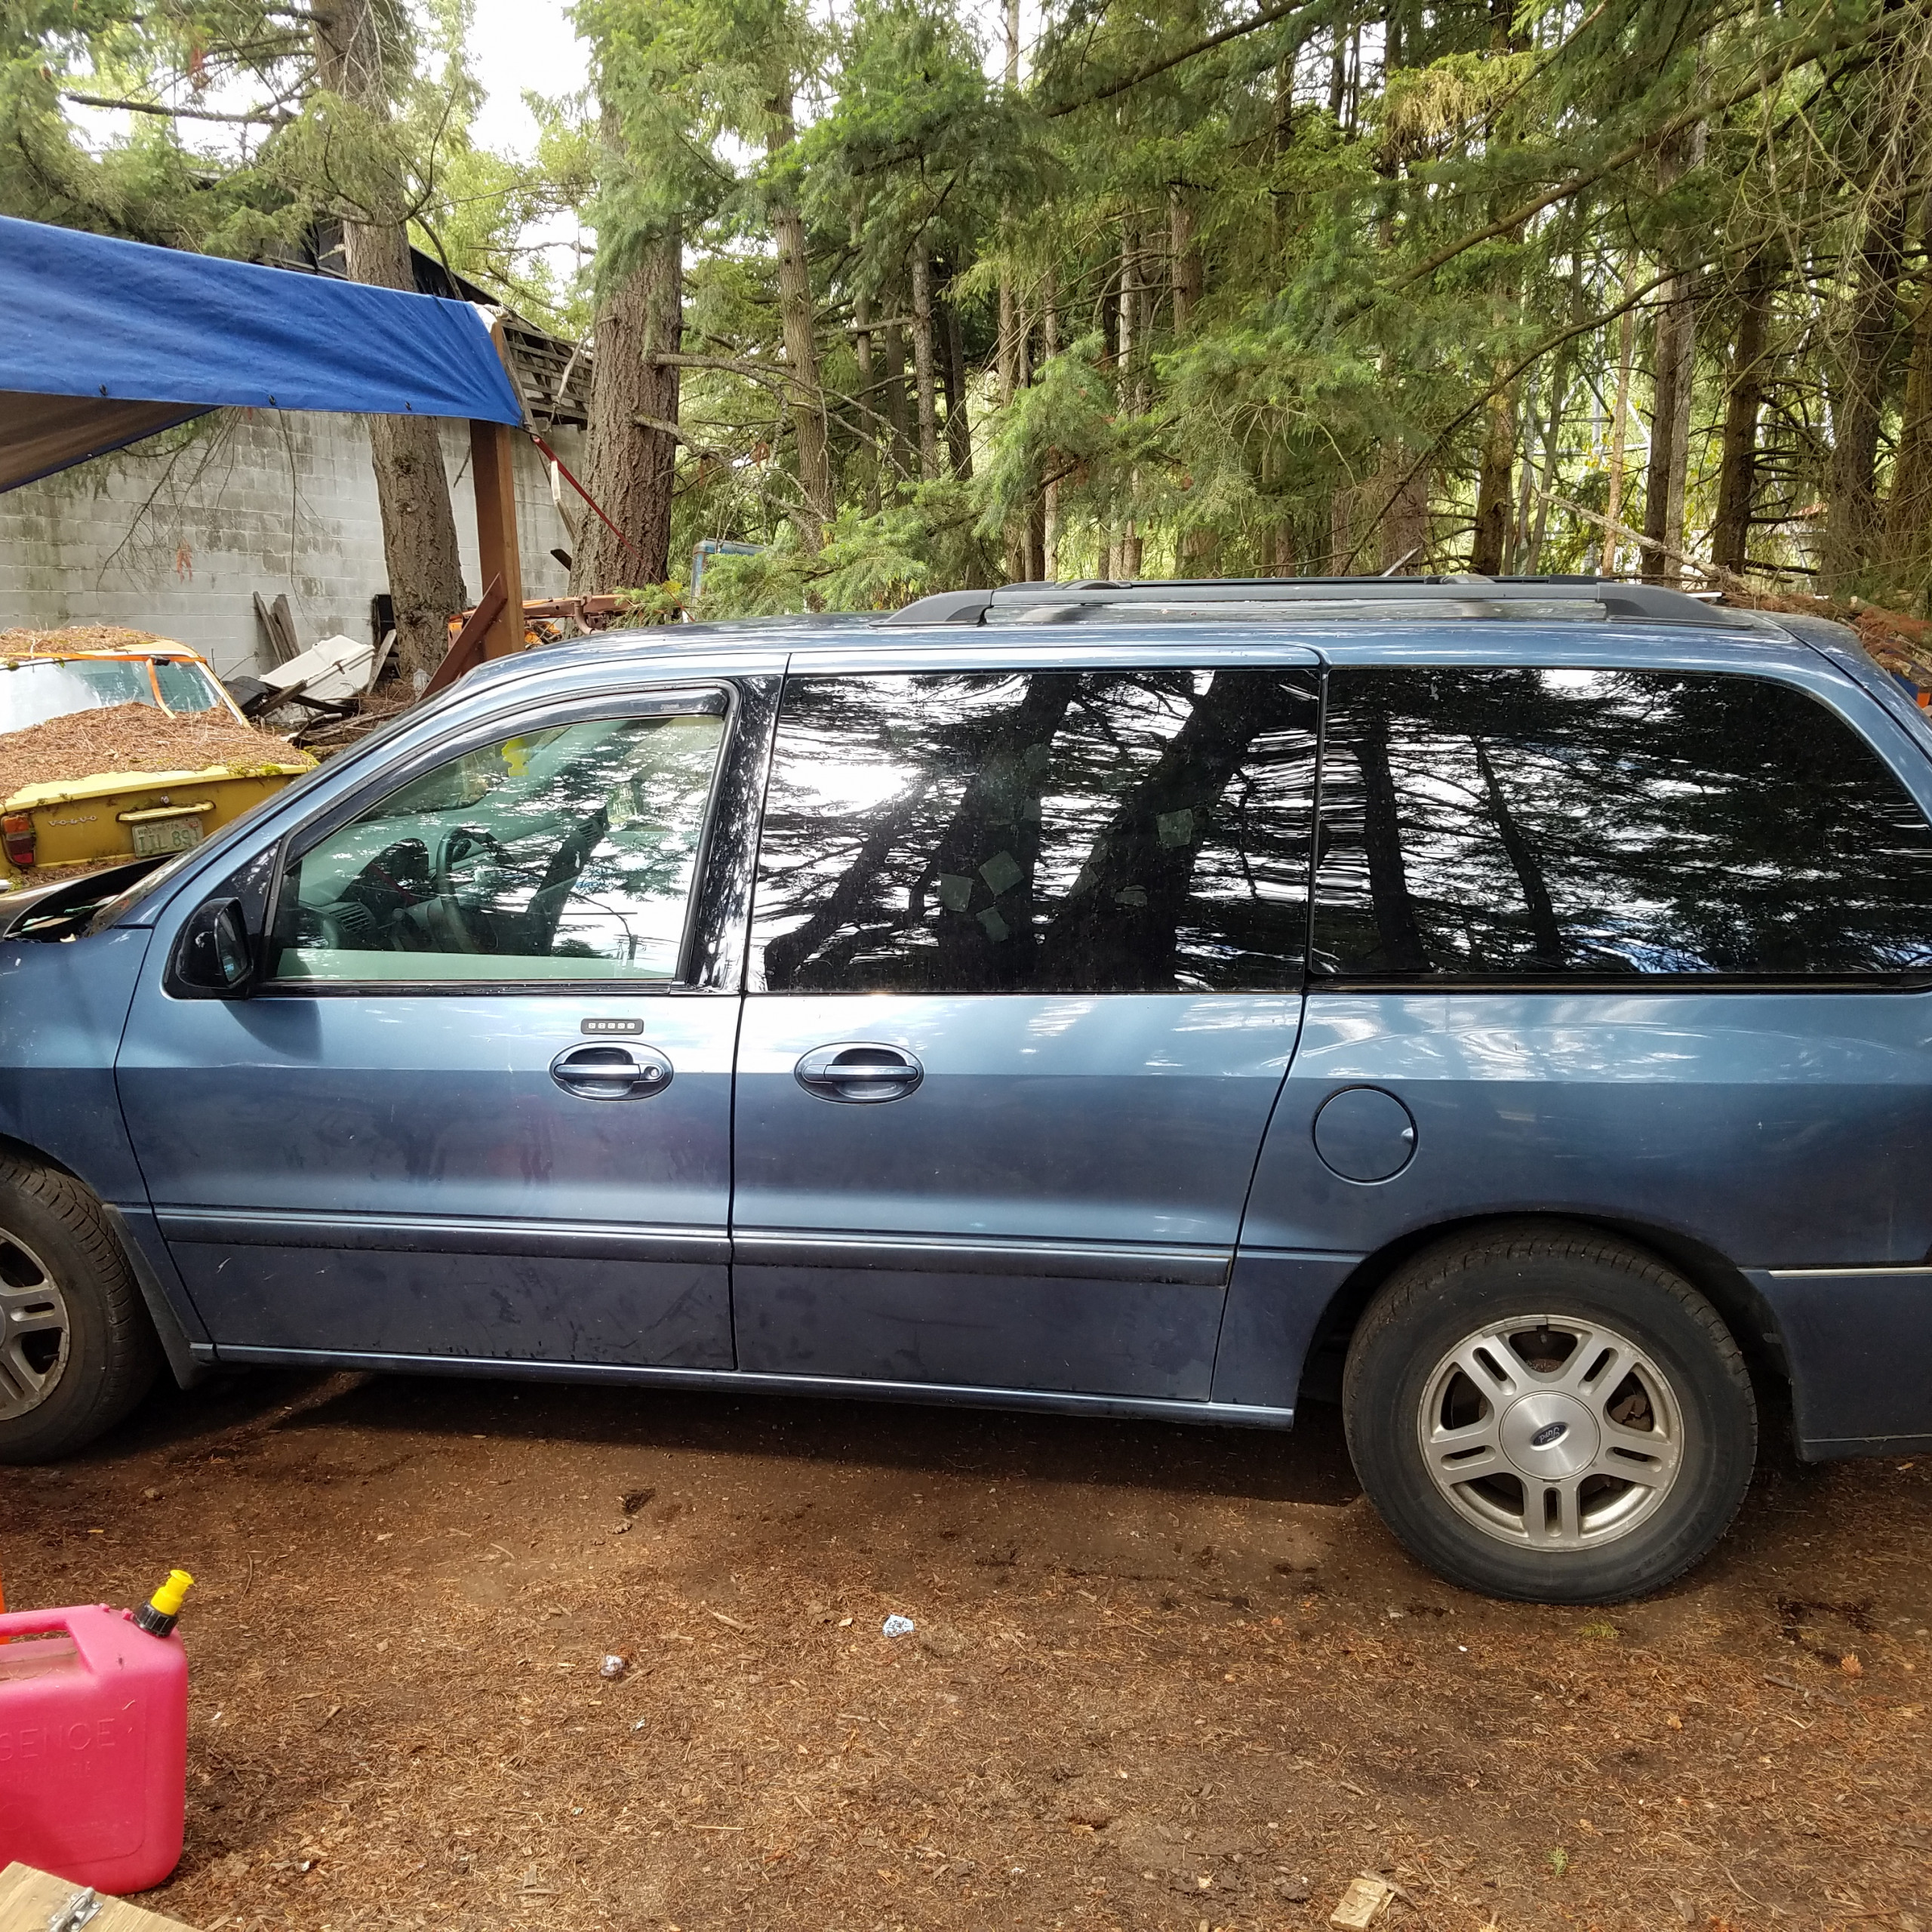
[875, 574, 1771, 629]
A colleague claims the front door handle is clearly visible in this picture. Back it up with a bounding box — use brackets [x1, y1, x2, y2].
[549, 1041, 673, 1100]
[795, 1042, 924, 1104]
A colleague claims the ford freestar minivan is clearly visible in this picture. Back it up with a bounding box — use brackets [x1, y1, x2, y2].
[4, 576, 1929, 1604]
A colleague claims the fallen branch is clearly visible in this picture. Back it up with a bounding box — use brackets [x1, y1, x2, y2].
[1524, 486, 1738, 586]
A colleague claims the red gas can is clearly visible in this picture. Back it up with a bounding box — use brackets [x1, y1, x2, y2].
[0, 1599, 189, 1891]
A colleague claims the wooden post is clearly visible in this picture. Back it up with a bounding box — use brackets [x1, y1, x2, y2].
[469, 417, 525, 659]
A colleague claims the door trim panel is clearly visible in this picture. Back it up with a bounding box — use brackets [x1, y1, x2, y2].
[155, 1208, 728, 1266]
[732, 1229, 1227, 1285]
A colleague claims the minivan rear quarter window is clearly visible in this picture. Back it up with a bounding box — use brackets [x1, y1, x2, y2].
[752, 668, 1318, 992]
[1314, 666, 1932, 979]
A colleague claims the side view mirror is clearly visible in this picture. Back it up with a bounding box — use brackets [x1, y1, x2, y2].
[173, 897, 256, 997]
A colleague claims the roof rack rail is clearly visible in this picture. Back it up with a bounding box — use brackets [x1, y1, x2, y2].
[874, 574, 1767, 629]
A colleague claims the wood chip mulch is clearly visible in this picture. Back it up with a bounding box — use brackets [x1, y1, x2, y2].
[0, 702, 312, 807]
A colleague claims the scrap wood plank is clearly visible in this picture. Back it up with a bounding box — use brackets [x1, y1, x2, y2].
[0, 1863, 203, 1932]
[422, 574, 506, 700]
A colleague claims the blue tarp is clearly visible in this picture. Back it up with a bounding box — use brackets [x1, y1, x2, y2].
[1, 214, 525, 491]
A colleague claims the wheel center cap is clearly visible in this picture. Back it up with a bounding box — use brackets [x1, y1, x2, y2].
[1500, 1392, 1599, 1479]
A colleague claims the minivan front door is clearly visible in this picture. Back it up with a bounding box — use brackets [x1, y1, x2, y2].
[118, 688, 752, 1372]
[731, 660, 1319, 1403]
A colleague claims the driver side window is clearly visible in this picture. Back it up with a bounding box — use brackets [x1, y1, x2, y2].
[267, 711, 727, 984]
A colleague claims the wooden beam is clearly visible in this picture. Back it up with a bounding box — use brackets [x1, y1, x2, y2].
[469, 417, 525, 660]
[423, 575, 506, 699]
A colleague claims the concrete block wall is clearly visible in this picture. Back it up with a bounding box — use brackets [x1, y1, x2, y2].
[0, 410, 584, 679]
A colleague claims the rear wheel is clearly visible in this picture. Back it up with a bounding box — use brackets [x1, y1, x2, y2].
[0, 1156, 159, 1463]
[1343, 1225, 1756, 1603]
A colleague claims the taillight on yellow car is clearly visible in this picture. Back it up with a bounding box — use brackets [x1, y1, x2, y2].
[2, 814, 35, 869]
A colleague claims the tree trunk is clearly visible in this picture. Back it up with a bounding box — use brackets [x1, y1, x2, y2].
[1327, 485, 1354, 576]
[1171, 187, 1203, 334]
[1173, 189, 1209, 573]
[1601, 276, 1636, 574]
[1118, 229, 1142, 577]
[1641, 278, 1697, 583]
[1642, 121, 1707, 585]
[1711, 253, 1773, 577]
[854, 288, 879, 515]
[1823, 193, 1909, 592]
[1884, 279, 1932, 581]
[1376, 445, 1427, 572]
[1521, 357, 1567, 573]
[312, 0, 467, 684]
[1041, 273, 1060, 579]
[766, 96, 832, 548]
[1471, 389, 1514, 574]
[571, 216, 681, 595]
[1270, 51, 1295, 248]
[881, 310, 914, 487]
[996, 0, 1021, 415]
[910, 239, 940, 481]
[943, 295, 973, 480]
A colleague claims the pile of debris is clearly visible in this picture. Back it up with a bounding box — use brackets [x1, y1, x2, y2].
[0, 703, 310, 809]
[1721, 589, 1932, 691]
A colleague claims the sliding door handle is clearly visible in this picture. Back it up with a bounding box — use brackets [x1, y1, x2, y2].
[795, 1042, 924, 1104]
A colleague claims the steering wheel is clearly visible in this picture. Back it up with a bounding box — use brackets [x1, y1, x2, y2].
[432, 823, 510, 898]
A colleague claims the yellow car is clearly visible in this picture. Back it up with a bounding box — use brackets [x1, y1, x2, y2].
[0, 633, 313, 888]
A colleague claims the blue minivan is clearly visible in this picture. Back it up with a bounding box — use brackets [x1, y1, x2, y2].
[4, 576, 1929, 1604]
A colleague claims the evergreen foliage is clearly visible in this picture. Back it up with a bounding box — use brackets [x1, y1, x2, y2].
[13, 0, 1932, 612]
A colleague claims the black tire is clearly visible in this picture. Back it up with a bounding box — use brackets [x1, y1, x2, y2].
[1342, 1223, 1756, 1604]
[0, 1155, 161, 1463]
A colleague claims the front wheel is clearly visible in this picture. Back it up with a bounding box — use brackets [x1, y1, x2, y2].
[1343, 1225, 1756, 1603]
[0, 1157, 160, 1463]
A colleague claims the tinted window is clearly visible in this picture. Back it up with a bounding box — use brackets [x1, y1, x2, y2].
[1314, 667, 1932, 978]
[269, 712, 724, 982]
[752, 669, 1318, 992]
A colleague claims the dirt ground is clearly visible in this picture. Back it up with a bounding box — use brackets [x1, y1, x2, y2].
[5, 1371, 1927, 1932]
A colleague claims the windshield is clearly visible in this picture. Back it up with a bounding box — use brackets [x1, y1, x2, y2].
[0, 656, 227, 735]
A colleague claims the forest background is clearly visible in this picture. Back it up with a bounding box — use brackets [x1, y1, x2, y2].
[8, 0, 1932, 654]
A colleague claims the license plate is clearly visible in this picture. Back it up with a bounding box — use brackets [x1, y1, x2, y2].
[132, 816, 204, 857]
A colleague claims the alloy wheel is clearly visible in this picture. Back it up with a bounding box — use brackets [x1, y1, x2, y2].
[0, 1229, 70, 1421]
[1416, 1315, 1684, 1549]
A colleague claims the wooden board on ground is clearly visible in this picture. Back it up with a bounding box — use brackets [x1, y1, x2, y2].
[0, 1863, 203, 1932]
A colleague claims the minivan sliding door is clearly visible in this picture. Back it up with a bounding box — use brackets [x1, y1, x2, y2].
[731, 662, 1319, 1404]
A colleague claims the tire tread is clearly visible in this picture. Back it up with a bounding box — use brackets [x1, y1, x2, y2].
[0, 1153, 158, 1463]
